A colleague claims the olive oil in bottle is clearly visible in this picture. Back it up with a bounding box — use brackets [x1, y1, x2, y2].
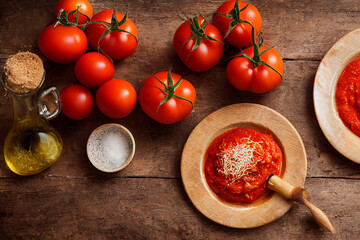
[4, 117, 63, 175]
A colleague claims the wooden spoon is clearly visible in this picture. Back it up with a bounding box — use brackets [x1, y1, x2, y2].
[267, 174, 335, 234]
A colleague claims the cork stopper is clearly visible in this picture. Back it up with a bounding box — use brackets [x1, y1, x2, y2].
[4, 52, 45, 93]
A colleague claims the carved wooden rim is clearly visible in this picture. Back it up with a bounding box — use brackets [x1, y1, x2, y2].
[314, 28, 360, 164]
[181, 103, 307, 228]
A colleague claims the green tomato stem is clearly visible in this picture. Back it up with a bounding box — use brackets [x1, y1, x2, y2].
[154, 68, 194, 111]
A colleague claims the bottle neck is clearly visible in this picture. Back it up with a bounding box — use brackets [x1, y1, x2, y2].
[11, 93, 39, 119]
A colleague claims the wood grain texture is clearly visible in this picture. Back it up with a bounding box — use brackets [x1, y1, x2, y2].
[268, 175, 335, 234]
[0, 177, 359, 239]
[0, 0, 359, 238]
[1, 0, 360, 60]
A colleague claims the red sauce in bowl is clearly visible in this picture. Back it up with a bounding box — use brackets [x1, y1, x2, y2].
[335, 55, 360, 137]
[204, 128, 283, 203]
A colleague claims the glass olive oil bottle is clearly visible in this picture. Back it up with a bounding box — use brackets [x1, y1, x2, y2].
[3, 75, 63, 175]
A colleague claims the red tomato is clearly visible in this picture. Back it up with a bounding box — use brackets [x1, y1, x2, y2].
[54, 0, 93, 25]
[139, 70, 196, 124]
[213, 0, 262, 49]
[173, 16, 224, 72]
[74, 52, 115, 89]
[86, 9, 138, 61]
[38, 23, 88, 64]
[60, 84, 94, 120]
[226, 45, 284, 93]
[96, 79, 137, 119]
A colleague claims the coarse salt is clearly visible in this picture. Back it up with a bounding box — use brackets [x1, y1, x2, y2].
[100, 132, 131, 169]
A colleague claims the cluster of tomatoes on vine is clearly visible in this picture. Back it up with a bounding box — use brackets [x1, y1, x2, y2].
[37, 0, 283, 124]
[175, 0, 284, 94]
[38, 0, 138, 120]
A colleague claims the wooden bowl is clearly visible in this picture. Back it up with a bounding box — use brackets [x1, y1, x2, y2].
[314, 28, 360, 164]
[87, 123, 135, 173]
[181, 103, 307, 228]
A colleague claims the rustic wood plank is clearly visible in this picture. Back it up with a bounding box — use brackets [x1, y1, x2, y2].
[0, 0, 360, 238]
[1, 60, 359, 179]
[0, 177, 359, 239]
[1, 0, 360, 60]
[0, 0, 359, 179]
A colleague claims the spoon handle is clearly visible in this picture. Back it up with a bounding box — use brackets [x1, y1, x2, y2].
[267, 175, 335, 234]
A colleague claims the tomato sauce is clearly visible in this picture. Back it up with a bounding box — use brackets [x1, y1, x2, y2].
[204, 128, 283, 203]
[335, 55, 360, 137]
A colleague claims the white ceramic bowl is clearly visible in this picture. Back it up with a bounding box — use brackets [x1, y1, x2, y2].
[87, 123, 135, 172]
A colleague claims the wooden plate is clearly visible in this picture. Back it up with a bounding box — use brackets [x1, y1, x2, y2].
[181, 103, 307, 228]
[314, 28, 360, 164]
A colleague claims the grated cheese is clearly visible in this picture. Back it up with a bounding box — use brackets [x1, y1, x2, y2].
[216, 136, 264, 184]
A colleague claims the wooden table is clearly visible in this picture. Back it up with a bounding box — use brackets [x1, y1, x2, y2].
[1, 0, 359, 239]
